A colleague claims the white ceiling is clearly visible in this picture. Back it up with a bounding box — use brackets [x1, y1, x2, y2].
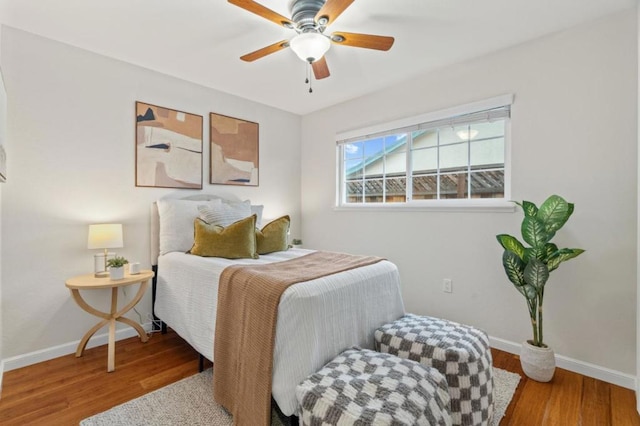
[0, 0, 635, 115]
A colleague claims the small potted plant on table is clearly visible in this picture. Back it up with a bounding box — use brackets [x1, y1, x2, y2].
[107, 256, 129, 280]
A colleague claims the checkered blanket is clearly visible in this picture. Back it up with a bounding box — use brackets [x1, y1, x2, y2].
[296, 347, 452, 425]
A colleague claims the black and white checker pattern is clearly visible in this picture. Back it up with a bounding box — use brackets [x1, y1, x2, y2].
[374, 314, 494, 426]
[296, 347, 452, 426]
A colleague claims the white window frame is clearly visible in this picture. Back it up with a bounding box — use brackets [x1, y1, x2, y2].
[335, 95, 515, 212]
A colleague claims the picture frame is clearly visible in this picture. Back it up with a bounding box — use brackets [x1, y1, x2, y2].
[209, 112, 259, 186]
[135, 101, 203, 189]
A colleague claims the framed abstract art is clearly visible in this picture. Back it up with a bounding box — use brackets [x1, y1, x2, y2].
[209, 112, 259, 186]
[135, 101, 203, 189]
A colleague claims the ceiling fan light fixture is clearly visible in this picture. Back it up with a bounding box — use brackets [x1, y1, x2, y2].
[290, 32, 330, 63]
[456, 129, 479, 140]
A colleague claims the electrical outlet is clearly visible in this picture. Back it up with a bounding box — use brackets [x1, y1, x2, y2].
[443, 278, 453, 293]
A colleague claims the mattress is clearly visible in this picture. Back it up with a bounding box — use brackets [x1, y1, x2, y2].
[154, 248, 405, 416]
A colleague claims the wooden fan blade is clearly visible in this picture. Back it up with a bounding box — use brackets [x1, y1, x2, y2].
[331, 31, 395, 51]
[312, 57, 330, 80]
[228, 0, 294, 28]
[315, 0, 354, 26]
[240, 40, 289, 62]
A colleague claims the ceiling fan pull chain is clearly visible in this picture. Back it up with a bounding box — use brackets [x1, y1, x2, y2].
[305, 60, 313, 93]
[305, 60, 309, 84]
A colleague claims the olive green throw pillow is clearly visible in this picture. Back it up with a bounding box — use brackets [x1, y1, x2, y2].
[190, 214, 258, 259]
[256, 215, 290, 255]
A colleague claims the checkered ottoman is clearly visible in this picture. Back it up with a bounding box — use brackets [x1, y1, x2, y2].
[296, 347, 452, 425]
[375, 314, 494, 426]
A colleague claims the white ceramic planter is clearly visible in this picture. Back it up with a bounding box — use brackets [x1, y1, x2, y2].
[109, 266, 124, 280]
[520, 340, 555, 382]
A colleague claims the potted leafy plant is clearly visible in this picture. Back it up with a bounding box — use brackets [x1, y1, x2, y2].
[107, 256, 129, 280]
[496, 195, 584, 382]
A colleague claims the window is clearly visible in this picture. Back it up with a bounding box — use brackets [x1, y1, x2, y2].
[336, 96, 512, 208]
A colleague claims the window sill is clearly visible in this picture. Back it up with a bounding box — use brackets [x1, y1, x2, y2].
[334, 199, 516, 213]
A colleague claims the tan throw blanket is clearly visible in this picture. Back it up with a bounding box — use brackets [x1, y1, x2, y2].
[213, 251, 384, 425]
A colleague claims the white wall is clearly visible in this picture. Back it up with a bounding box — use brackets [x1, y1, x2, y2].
[302, 10, 638, 378]
[636, 0, 640, 411]
[0, 25, 4, 393]
[0, 27, 302, 361]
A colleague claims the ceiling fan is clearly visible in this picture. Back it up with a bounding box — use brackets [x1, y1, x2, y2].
[228, 0, 394, 84]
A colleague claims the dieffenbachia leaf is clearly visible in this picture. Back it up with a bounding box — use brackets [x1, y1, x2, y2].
[523, 284, 538, 301]
[525, 243, 559, 263]
[543, 243, 558, 262]
[524, 246, 545, 263]
[502, 250, 526, 287]
[496, 234, 525, 260]
[524, 257, 549, 289]
[522, 216, 549, 247]
[537, 195, 571, 233]
[514, 200, 538, 217]
[547, 248, 585, 272]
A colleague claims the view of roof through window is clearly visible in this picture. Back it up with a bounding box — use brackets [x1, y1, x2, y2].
[341, 118, 506, 204]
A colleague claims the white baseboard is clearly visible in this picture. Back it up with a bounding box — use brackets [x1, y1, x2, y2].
[2, 322, 153, 372]
[489, 336, 637, 390]
[637, 377, 640, 413]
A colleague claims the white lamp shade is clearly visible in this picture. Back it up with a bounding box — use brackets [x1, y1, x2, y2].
[290, 33, 331, 63]
[88, 224, 123, 249]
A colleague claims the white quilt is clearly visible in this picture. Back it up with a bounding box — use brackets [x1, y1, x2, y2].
[154, 248, 405, 416]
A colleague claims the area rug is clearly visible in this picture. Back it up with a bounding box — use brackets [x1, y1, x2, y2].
[81, 367, 520, 426]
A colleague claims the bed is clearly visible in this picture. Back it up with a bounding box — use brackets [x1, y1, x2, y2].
[150, 195, 405, 417]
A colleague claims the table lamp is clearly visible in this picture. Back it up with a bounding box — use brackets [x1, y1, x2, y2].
[88, 224, 123, 277]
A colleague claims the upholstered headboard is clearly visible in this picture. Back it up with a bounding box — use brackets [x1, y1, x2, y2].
[150, 194, 240, 266]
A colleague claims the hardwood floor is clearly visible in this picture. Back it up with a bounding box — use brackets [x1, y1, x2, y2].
[0, 330, 638, 425]
[491, 350, 640, 425]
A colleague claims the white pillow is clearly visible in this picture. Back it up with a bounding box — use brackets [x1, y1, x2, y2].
[198, 200, 252, 227]
[157, 198, 221, 255]
[251, 204, 264, 228]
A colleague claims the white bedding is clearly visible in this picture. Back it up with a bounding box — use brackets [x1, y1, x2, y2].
[154, 248, 405, 416]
